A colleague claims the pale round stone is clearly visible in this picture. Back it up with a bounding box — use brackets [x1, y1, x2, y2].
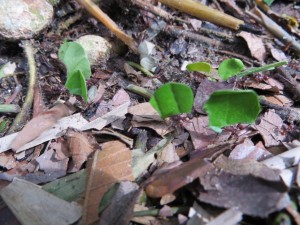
[0, 0, 53, 40]
[76, 35, 112, 66]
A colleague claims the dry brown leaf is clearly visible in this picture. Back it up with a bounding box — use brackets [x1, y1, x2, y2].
[194, 79, 233, 114]
[229, 138, 272, 161]
[36, 149, 69, 175]
[266, 43, 288, 62]
[182, 117, 231, 150]
[49, 138, 69, 160]
[131, 120, 171, 137]
[237, 31, 266, 62]
[112, 88, 130, 106]
[255, 110, 285, 147]
[265, 95, 293, 107]
[199, 165, 290, 217]
[83, 141, 134, 225]
[129, 103, 162, 122]
[10, 103, 72, 151]
[0, 152, 16, 170]
[66, 130, 98, 172]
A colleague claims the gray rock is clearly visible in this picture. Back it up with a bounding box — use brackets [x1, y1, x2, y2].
[0, 0, 53, 40]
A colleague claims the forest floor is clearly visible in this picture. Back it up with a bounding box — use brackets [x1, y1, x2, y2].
[0, 0, 300, 225]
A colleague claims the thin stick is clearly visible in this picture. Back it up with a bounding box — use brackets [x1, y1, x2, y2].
[7, 41, 36, 134]
[165, 25, 223, 47]
[77, 0, 138, 53]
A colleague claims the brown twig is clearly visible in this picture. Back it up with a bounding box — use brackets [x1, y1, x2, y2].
[260, 98, 300, 123]
[246, 7, 300, 56]
[215, 49, 262, 66]
[272, 67, 300, 102]
[164, 25, 224, 47]
[131, 0, 173, 20]
[77, 0, 138, 53]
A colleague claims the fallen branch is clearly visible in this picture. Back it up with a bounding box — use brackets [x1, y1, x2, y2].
[7, 41, 36, 134]
[164, 25, 224, 47]
[260, 98, 300, 123]
[246, 7, 300, 56]
[77, 0, 138, 53]
[272, 67, 300, 102]
[157, 0, 244, 30]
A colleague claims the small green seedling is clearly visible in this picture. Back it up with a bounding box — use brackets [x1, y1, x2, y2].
[58, 41, 91, 102]
[150, 82, 194, 118]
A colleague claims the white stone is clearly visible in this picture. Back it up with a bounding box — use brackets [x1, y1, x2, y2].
[0, 0, 53, 40]
[76, 35, 112, 66]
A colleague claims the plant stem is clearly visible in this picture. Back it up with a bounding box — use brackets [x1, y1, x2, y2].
[0, 104, 20, 113]
[126, 84, 153, 99]
[7, 41, 36, 134]
[237, 61, 288, 77]
[127, 61, 154, 77]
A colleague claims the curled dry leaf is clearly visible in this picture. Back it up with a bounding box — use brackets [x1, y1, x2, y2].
[237, 31, 266, 62]
[66, 129, 98, 172]
[10, 103, 72, 151]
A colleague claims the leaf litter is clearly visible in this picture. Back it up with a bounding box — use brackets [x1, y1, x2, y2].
[1, 0, 300, 224]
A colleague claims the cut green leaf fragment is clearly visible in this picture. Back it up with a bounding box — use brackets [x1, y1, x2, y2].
[58, 42, 91, 79]
[186, 62, 211, 73]
[204, 90, 261, 133]
[264, 0, 274, 6]
[218, 58, 245, 80]
[65, 70, 88, 102]
[150, 83, 194, 118]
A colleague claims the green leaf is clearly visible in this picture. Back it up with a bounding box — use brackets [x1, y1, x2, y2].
[264, 0, 274, 6]
[204, 90, 261, 132]
[98, 183, 120, 214]
[150, 83, 194, 118]
[218, 58, 245, 80]
[65, 70, 88, 102]
[58, 42, 91, 79]
[186, 62, 211, 73]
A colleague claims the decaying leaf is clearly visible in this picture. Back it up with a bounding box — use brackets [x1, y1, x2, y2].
[229, 138, 272, 161]
[237, 31, 266, 61]
[98, 181, 140, 225]
[0, 102, 129, 154]
[199, 157, 290, 217]
[36, 149, 69, 176]
[129, 102, 163, 122]
[66, 129, 97, 172]
[0, 152, 16, 170]
[132, 137, 172, 178]
[255, 109, 285, 147]
[83, 141, 134, 224]
[0, 178, 82, 225]
[10, 103, 72, 151]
